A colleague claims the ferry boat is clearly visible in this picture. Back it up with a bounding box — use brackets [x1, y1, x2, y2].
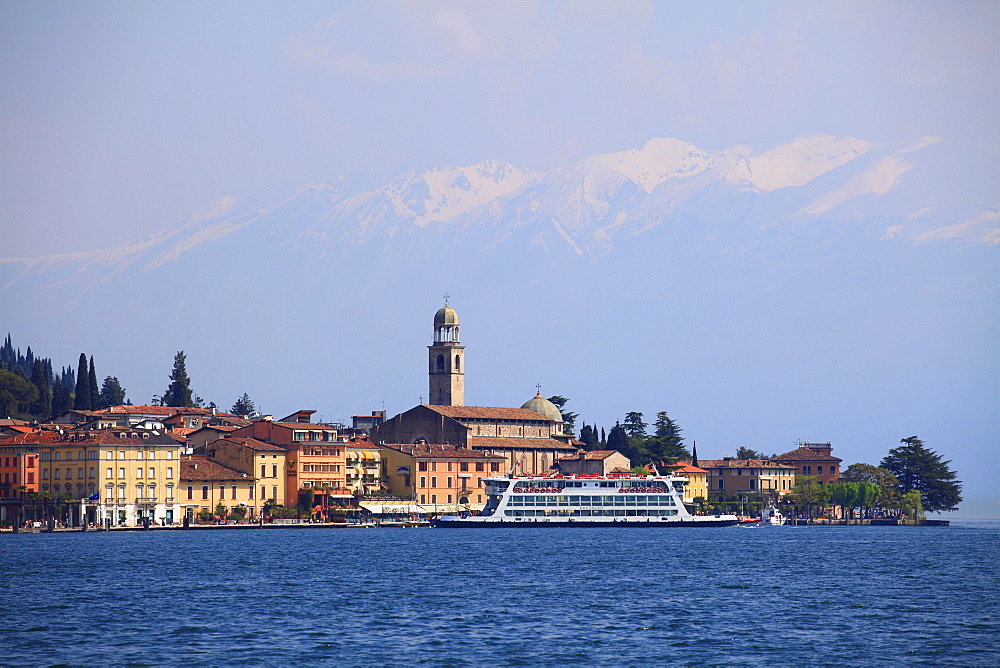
[430, 473, 739, 528]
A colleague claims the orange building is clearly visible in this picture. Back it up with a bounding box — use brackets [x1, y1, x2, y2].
[230, 410, 350, 508]
[378, 443, 506, 513]
[773, 442, 843, 484]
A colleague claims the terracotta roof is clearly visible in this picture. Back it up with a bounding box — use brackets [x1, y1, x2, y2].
[99, 405, 239, 418]
[379, 443, 505, 460]
[670, 463, 709, 474]
[467, 436, 578, 451]
[1, 430, 182, 446]
[170, 427, 198, 437]
[699, 459, 797, 470]
[423, 405, 555, 422]
[555, 449, 622, 461]
[272, 421, 338, 431]
[180, 458, 251, 482]
[219, 437, 287, 452]
[774, 446, 843, 462]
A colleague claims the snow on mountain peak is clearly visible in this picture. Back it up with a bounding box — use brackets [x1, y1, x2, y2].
[746, 135, 874, 192]
[389, 160, 535, 227]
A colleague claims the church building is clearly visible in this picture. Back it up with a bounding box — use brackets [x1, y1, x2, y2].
[369, 300, 581, 475]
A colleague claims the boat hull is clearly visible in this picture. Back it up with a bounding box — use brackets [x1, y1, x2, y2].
[430, 518, 739, 528]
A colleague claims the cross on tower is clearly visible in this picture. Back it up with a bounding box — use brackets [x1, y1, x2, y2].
[443, 293, 450, 306]
[536, 383, 542, 395]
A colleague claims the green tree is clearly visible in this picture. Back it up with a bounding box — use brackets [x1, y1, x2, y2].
[842, 463, 899, 514]
[606, 421, 629, 454]
[163, 351, 194, 408]
[735, 446, 767, 460]
[29, 359, 52, 419]
[98, 377, 127, 409]
[647, 411, 689, 464]
[0, 368, 39, 418]
[231, 393, 257, 417]
[73, 353, 91, 410]
[898, 490, 924, 521]
[880, 436, 962, 513]
[547, 396, 578, 436]
[622, 412, 647, 440]
[51, 382, 71, 416]
[578, 423, 600, 450]
[88, 356, 98, 410]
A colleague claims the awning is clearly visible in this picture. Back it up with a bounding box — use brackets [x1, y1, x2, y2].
[359, 502, 426, 514]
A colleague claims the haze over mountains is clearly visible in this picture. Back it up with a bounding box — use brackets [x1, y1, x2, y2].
[3, 135, 997, 512]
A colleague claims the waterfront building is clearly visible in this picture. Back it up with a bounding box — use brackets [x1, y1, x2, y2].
[669, 462, 710, 504]
[179, 457, 258, 522]
[377, 442, 506, 512]
[229, 410, 351, 508]
[553, 449, 632, 476]
[345, 441, 383, 495]
[194, 436, 288, 513]
[700, 458, 797, 497]
[0, 438, 39, 523]
[773, 441, 843, 484]
[1, 429, 184, 526]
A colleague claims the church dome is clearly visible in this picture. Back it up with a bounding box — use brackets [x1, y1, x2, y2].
[521, 392, 563, 423]
[434, 305, 459, 326]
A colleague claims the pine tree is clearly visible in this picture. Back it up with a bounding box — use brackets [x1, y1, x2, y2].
[98, 377, 127, 408]
[647, 411, 689, 464]
[163, 351, 194, 407]
[73, 353, 91, 410]
[88, 356, 99, 409]
[231, 393, 257, 417]
[880, 436, 962, 513]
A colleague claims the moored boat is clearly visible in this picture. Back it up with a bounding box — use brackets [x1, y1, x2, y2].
[430, 472, 739, 527]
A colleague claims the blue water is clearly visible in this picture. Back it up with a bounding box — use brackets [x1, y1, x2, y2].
[2, 521, 998, 665]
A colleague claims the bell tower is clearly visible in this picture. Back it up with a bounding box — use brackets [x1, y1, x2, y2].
[428, 296, 464, 406]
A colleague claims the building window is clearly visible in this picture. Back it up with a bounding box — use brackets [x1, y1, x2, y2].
[817, 465, 823, 475]
[202, 485, 209, 500]
[261, 464, 266, 478]
[447, 494, 453, 503]
[260, 486, 266, 500]
[420, 476, 426, 488]
[436, 354, 444, 371]
[272, 465, 278, 478]
[219, 485, 225, 500]
[231, 485, 237, 498]
[149, 467, 155, 479]
[106, 467, 113, 479]
[446, 477, 452, 488]
[431, 477, 437, 488]
[404, 475, 411, 487]
[418, 462, 428, 472]
[420, 494, 426, 504]
[431, 494, 437, 504]
[749, 479, 757, 490]
[476, 462, 484, 472]
[249, 485, 254, 500]
[455, 354, 460, 371]
[447, 462, 453, 472]
[167, 466, 173, 479]
[490, 462, 499, 472]
[803, 465, 812, 475]
[136, 468, 143, 479]
[166, 484, 174, 501]
[460, 462, 469, 472]
[187, 486, 194, 500]
[718, 479, 724, 490]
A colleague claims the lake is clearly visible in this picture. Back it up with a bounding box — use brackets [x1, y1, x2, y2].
[1, 521, 998, 665]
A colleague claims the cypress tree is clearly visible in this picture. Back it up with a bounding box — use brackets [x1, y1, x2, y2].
[88, 356, 99, 409]
[163, 351, 194, 407]
[73, 353, 91, 410]
[52, 383, 70, 416]
[30, 359, 52, 419]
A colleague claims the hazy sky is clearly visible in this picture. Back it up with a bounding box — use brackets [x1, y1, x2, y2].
[2, 1, 997, 257]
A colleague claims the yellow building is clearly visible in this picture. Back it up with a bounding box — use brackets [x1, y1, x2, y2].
[670, 462, 710, 504]
[345, 441, 383, 495]
[19, 429, 185, 526]
[194, 436, 288, 516]
[179, 457, 260, 522]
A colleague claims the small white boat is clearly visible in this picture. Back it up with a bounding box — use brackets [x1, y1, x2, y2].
[759, 504, 787, 526]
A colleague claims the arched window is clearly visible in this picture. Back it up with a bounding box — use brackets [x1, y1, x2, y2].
[455, 354, 461, 371]
[436, 354, 445, 371]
